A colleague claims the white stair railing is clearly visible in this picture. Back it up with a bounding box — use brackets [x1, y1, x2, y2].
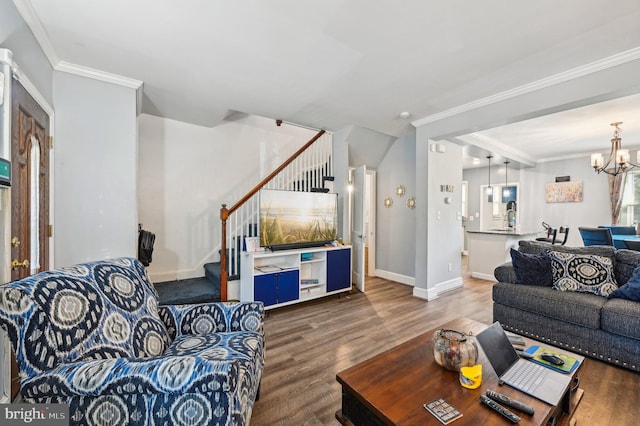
[219, 130, 332, 300]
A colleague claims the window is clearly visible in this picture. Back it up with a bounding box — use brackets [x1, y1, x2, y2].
[621, 171, 640, 225]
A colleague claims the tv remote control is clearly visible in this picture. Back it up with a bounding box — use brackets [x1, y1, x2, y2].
[486, 390, 535, 416]
[479, 395, 521, 423]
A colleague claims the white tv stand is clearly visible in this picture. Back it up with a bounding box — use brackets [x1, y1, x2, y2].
[240, 245, 352, 309]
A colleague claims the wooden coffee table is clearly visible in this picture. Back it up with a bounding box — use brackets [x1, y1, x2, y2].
[336, 317, 583, 425]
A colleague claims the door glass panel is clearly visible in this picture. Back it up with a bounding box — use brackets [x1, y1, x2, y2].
[30, 136, 40, 274]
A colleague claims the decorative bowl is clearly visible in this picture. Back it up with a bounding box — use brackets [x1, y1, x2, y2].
[432, 329, 478, 371]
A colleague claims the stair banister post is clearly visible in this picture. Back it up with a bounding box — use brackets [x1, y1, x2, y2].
[220, 204, 229, 302]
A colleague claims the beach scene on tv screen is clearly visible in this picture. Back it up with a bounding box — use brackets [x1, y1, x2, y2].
[260, 190, 337, 247]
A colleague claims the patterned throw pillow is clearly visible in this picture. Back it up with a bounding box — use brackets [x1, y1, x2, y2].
[548, 251, 618, 296]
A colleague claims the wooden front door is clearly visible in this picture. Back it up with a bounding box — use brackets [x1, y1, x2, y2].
[9, 77, 50, 400]
[10, 78, 50, 280]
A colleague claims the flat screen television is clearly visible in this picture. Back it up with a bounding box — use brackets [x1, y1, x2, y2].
[259, 189, 337, 251]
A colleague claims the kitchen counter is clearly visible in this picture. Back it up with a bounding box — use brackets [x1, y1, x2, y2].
[466, 229, 539, 280]
[467, 228, 539, 236]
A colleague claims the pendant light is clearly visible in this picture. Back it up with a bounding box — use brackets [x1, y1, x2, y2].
[503, 160, 510, 199]
[486, 155, 493, 201]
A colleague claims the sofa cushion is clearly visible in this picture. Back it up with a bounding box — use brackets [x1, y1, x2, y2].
[613, 249, 640, 286]
[548, 251, 618, 297]
[493, 283, 606, 329]
[601, 298, 640, 340]
[518, 240, 616, 262]
[510, 249, 552, 286]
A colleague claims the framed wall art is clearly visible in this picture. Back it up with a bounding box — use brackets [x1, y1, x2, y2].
[545, 181, 583, 203]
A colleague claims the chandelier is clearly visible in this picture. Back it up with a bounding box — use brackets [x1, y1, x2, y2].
[591, 122, 638, 176]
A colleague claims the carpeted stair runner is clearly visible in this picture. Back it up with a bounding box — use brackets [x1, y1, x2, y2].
[154, 276, 220, 305]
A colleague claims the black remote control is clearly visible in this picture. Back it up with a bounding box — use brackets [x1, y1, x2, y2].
[486, 390, 535, 416]
[479, 395, 521, 423]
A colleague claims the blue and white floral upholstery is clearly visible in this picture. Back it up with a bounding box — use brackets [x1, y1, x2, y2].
[0, 257, 264, 426]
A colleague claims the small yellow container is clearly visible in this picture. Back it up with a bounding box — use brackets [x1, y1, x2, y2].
[459, 364, 482, 389]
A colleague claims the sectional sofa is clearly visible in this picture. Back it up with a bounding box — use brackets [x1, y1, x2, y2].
[493, 240, 640, 372]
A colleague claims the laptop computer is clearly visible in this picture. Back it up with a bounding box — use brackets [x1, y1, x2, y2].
[475, 321, 572, 405]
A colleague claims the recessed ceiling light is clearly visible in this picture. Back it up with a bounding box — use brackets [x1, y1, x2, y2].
[472, 157, 481, 165]
[399, 111, 411, 119]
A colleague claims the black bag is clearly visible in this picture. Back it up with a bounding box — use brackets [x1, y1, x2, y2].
[138, 228, 156, 266]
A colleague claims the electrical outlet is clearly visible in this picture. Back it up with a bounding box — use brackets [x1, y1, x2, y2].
[437, 210, 441, 220]
[448, 263, 452, 272]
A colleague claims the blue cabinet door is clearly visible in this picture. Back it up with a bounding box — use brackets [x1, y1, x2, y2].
[254, 274, 278, 307]
[327, 249, 351, 292]
[277, 270, 299, 304]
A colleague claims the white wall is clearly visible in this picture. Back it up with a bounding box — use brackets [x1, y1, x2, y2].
[53, 71, 138, 265]
[137, 114, 317, 281]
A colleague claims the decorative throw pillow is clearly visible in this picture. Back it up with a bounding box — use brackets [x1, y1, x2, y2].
[510, 249, 552, 286]
[609, 264, 640, 302]
[548, 251, 618, 296]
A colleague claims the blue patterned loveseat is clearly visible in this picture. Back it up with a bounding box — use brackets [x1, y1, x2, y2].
[0, 257, 264, 425]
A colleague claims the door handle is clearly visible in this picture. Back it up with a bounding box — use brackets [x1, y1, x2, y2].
[11, 259, 30, 270]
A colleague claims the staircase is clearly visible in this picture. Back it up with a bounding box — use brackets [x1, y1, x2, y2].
[208, 130, 333, 300]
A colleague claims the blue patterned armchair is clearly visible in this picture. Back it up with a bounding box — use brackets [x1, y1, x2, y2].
[0, 257, 264, 425]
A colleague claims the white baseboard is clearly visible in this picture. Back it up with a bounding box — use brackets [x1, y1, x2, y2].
[149, 268, 204, 283]
[413, 286, 432, 300]
[436, 277, 464, 294]
[413, 276, 463, 301]
[374, 269, 415, 286]
[471, 272, 496, 281]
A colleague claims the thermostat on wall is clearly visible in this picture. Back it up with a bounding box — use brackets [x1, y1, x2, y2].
[0, 158, 10, 187]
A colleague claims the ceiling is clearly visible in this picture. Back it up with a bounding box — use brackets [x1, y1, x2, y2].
[15, 0, 640, 165]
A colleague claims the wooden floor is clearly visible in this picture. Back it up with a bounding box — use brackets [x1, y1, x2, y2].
[251, 274, 640, 425]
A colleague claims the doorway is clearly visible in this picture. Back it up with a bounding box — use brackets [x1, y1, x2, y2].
[4, 73, 53, 402]
[10, 77, 51, 281]
[348, 167, 376, 290]
[365, 171, 376, 276]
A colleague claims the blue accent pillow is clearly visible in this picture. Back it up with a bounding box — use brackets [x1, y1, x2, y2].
[510, 249, 552, 286]
[609, 264, 640, 301]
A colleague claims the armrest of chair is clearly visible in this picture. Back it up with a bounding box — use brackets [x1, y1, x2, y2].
[494, 262, 517, 283]
[21, 354, 239, 400]
[158, 301, 264, 339]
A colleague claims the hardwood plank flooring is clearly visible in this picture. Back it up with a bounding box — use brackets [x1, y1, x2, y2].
[251, 275, 640, 425]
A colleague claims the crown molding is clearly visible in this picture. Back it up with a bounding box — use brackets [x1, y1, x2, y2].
[12, 0, 59, 66]
[412, 47, 640, 128]
[457, 133, 537, 167]
[14, 0, 143, 90]
[55, 61, 142, 89]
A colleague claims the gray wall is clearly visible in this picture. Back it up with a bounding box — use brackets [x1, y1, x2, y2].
[426, 139, 463, 289]
[463, 154, 614, 247]
[0, 1, 53, 107]
[53, 71, 138, 265]
[375, 128, 416, 278]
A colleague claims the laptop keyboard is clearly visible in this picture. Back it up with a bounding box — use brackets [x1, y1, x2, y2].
[503, 361, 548, 393]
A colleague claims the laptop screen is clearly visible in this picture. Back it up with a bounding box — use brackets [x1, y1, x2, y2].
[475, 321, 521, 377]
